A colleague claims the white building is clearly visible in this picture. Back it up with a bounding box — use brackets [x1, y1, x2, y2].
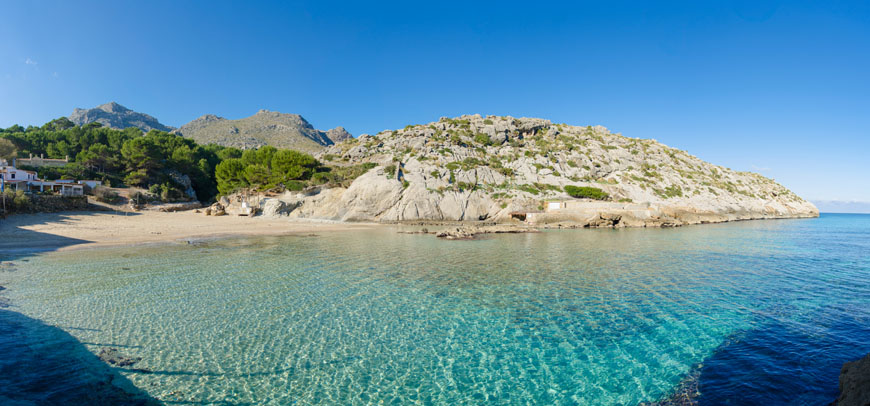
[0, 159, 39, 182]
[0, 159, 89, 196]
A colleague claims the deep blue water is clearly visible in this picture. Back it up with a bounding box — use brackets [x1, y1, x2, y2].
[0, 213, 868, 405]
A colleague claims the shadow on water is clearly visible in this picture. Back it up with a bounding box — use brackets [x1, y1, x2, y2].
[646, 311, 870, 405]
[0, 308, 161, 405]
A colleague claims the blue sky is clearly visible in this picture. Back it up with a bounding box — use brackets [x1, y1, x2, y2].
[1, 1, 868, 204]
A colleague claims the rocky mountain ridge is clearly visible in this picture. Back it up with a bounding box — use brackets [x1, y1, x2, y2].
[250, 114, 817, 226]
[173, 109, 350, 153]
[68, 102, 174, 132]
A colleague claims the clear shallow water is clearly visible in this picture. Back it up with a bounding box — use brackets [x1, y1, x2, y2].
[1, 214, 868, 405]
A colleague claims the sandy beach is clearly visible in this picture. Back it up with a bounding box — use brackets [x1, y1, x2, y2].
[0, 209, 377, 253]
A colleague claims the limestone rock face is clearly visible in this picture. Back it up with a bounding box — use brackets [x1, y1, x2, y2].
[174, 110, 347, 153]
[837, 353, 870, 406]
[165, 170, 197, 201]
[325, 126, 353, 143]
[300, 114, 818, 225]
[260, 195, 302, 217]
[68, 102, 174, 132]
[337, 169, 404, 221]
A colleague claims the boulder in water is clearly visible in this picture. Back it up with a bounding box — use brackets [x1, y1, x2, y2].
[98, 348, 141, 367]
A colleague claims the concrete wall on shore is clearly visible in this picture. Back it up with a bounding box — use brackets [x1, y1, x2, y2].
[1, 194, 88, 216]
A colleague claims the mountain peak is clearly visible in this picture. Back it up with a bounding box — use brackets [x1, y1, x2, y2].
[68, 102, 174, 132]
[97, 101, 129, 113]
[325, 126, 353, 143]
[175, 109, 334, 153]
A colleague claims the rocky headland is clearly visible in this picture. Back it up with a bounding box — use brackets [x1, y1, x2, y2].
[225, 114, 816, 227]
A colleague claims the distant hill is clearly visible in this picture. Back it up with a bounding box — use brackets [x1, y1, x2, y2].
[68, 102, 174, 132]
[173, 110, 352, 153]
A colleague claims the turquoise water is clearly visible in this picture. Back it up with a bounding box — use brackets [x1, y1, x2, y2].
[1, 214, 869, 405]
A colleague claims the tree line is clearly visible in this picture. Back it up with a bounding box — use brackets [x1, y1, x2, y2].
[0, 118, 351, 203]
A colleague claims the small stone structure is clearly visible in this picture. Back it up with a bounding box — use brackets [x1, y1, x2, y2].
[15, 154, 70, 168]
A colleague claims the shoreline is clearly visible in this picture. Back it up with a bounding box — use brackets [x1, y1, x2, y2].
[0, 208, 823, 256]
[0, 210, 380, 255]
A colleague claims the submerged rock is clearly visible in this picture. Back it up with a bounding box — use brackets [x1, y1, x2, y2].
[639, 366, 701, 406]
[98, 348, 141, 367]
[837, 353, 870, 406]
[434, 225, 538, 240]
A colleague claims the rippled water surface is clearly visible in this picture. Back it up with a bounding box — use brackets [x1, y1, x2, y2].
[1, 214, 869, 405]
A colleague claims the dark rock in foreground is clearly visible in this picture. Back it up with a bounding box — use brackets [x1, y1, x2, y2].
[837, 353, 870, 406]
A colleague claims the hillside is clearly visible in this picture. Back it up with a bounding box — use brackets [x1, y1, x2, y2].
[261, 114, 817, 226]
[174, 110, 350, 153]
[68, 102, 174, 132]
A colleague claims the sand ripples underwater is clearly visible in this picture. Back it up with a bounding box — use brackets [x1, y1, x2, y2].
[1, 213, 868, 405]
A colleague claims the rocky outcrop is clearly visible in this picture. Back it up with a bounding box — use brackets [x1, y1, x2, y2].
[262, 198, 300, 217]
[204, 202, 226, 216]
[326, 126, 353, 143]
[165, 170, 198, 200]
[290, 114, 817, 226]
[174, 110, 348, 153]
[837, 353, 870, 406]
[148, 201, 202, 212]
[433, 225, 539, 240]
[97, 348, 141, 367]
[68, 102, 174, 132]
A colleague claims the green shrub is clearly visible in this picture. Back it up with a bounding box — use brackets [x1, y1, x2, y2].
[384, 164, 397, 178]
[158, 182, 185, 202]
[1, 190, 31, 214]
[656, 185, 684, 199]
[284, 180, 306, 191]
[564, 185, 609, 200]
[473, 133, 492, 146]
[311, 172, 337, 185]
[484, 119, 493, 125]
[517, 184, 540, 195]
[320, 162, 377, 187]
[94, 186, 121, 203]
[456, 181, 476, 191]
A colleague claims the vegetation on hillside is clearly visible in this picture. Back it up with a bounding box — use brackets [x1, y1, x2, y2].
[214, 146, 377, 195]
[0, 138, 16, 161]
[1, 118, 226, 201]
[564, 185, 609, 200]
[0, 118, 375, 202]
